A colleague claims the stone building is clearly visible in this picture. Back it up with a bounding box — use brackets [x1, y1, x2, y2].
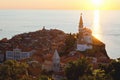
[6, 48, 33, 60]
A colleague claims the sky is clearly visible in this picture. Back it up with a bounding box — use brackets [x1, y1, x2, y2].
[0, 0, 120, 10]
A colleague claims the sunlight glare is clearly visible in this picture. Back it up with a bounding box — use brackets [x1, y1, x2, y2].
[92, 10, 102, 40]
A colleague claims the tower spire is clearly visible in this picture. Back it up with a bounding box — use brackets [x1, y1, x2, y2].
[79, 13, 83, 32]
[52, 49, 60, 72]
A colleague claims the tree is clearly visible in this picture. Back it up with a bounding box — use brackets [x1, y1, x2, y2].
[93, 69, 106, 80]
[0, 60, 29, 80]
[65, 58, 92, 80]
[64, 33, 76, 54]
[39, 75, 48, 80]
[99, 58, 120, 80]
[110, 59, 120, 80]
[65, 61, 77, 80]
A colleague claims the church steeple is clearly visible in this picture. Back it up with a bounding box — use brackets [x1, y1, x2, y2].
[79, 13, 84, 32]
[53, 49, 60, 61]
[52, 49, 60, 72]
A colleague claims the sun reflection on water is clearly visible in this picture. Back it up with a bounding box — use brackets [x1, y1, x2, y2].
[92, 10, 102, 40]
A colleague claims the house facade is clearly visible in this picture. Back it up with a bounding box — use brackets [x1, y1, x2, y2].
[6, 48, 33, 60]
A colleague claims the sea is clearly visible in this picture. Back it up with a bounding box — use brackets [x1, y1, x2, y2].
[0, 10, 120, 59]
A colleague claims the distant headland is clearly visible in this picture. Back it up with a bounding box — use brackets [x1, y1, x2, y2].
[0, 14, 110, 65]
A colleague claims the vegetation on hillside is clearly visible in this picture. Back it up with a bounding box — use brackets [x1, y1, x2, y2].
[0, 60, 30, 80]
[65, 58, 92, 80]
[0, 58, 120, 80]
[64, 58, 120, 80]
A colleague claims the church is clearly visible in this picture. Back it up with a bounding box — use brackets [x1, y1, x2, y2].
[42, 49, 60, 72]
[76, 13, 93, 51]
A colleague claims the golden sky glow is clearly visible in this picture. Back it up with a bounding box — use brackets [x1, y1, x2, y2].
[0, 0, 120, 10]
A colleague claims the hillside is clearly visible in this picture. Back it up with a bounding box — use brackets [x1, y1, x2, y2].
[0, 28, 110, 63]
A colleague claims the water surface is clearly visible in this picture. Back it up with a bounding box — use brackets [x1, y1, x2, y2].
[0, 10, 120, 59]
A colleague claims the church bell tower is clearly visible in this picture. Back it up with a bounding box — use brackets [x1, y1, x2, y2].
[52, 49, 60, 72]
[79, 13, 84, 32]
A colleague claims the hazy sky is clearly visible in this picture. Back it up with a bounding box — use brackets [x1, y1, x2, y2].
[0, 0, 120, 10]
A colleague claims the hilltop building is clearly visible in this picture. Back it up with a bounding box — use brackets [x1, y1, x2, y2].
[76, 13, 93, 51]
[6, 48, 33, 60]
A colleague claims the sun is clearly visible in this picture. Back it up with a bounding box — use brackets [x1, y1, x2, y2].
[92, 0, 102, 5]
[92, 0, 103, 7]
